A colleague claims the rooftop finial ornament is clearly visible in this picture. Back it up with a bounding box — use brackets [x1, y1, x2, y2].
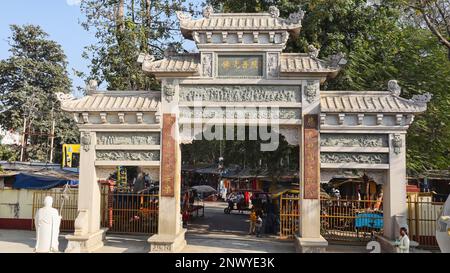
[286, 8, 305, 24]
[203, 5, 214, 18]
[308, 44, 320, 59]
[269, 6, 280, 18]
[176, 10, 191, 21]
[388, 80, 401, 96]
[86, 80, 98, 94]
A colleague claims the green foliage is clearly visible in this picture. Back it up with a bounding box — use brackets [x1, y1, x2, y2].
[181, 127, 299, 182]
[0, 25, 79, 163]
[78, 0, 196, 91]
[0, 145, 18, 162]
[206, 0, 450, 173]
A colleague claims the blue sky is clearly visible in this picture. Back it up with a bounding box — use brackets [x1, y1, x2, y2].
[0, 0, 198, 94]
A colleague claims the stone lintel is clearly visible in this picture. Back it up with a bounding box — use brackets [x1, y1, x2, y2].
[148, 229, 187, 253]
[295, 235, 328, 253]
[65, 228, 107, 253]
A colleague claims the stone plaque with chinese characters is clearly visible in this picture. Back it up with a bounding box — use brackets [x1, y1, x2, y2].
[161, 114, 176, 197]
[304, 114, 319, 199]
[217, 55, 263, 77]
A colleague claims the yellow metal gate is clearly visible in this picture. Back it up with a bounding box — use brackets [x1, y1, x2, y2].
[407, 194, 444, 248]
[320, 199, 383, 242]
[101, 191, 159, 234]
[279, 193, 300, 239]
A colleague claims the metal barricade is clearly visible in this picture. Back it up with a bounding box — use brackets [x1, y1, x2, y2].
[279, 193, 300, 239]
[407, 195, 444, 248]
[101, 191, 159, 234]
[320, 199, 383, 243]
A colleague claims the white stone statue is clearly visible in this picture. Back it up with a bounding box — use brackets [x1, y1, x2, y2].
[436, 195, 450, 253]
[34, 196, 62, 253]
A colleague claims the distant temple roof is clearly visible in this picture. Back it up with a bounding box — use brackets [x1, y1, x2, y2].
[177, 6, 305, 40]
[321, 91, 431, 113]
[57, 91, 161, 112]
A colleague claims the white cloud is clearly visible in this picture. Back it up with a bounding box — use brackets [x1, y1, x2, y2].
[66, 0, 82, 6]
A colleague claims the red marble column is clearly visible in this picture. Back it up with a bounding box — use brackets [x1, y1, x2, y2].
[161, 114, 176, 197]
[303, 114, 319, 199]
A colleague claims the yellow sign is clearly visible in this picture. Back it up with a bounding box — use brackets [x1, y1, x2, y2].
[62, 144, 80, 168]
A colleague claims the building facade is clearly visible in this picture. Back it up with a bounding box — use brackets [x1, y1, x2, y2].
[58, 6, 431, 252]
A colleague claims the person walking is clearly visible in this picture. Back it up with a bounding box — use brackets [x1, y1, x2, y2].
[396, 227, 410, 253]
[249, 209, 257, 235]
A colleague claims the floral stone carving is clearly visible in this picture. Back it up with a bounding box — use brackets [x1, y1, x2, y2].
[321, 153, 389, 164]
[96, 151, 160, 161]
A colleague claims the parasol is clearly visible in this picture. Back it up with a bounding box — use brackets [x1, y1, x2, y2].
[190, 185, 217, 194]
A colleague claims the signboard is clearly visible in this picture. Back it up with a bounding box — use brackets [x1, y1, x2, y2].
[303, 114, 319, 199]
[161, 114, 176, 197]
[217, 55, 263, 77]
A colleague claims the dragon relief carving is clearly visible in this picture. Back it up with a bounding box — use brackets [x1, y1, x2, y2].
[392, 134, 403, 155]
[304, 82, 318, 103]
[81, 132, 91, 152]
[202, 53, 213, 77]
[163, 84, 176, 103]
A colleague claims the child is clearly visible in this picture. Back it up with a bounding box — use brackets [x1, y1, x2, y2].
[255, 216, 263, 237]
[249, 209, 257, 235]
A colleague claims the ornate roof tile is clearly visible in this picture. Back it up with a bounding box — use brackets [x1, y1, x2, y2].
[320, 91, 430, 113]
[57, 91, 161, 112]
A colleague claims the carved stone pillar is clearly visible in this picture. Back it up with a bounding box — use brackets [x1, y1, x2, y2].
[383, 133, 407, 240]
[148, 80, 186, 253]
[296, 80, 328, 252]
[65, 131, 106, 253]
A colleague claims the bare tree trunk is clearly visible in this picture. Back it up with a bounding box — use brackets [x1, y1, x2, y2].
[116, 0, 125, 37]
[20, 117, 27, 162]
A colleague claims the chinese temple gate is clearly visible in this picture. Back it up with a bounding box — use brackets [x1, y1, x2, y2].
[58, 6, 431, 253]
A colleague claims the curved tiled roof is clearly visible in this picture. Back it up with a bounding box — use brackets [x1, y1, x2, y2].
[59, 91, 161, 112]
[142, 54, 200, 74]
[280, 53, 339, 74]
[177, 12, 303, 40]
[320, 91, 428, 113]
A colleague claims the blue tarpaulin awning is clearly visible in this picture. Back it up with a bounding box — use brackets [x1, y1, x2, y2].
[13, 173, 78, 190]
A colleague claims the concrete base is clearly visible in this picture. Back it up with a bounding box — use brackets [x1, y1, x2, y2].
[148, 229, 187, 253]
[295, 235, 328, 253]
[64, 228, 107, 253]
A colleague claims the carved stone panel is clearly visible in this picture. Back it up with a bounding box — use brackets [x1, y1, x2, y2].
[304, 114, 319, 199]
[97, 132, 160, 145]
[267, 53, 279, 77]
[96, 151, 160, 161]
[202, 53, 213, 77]
[304, 81, 318, 103]
[179, 107, 301, 120]
[320, 134, 388, 147]
[179, 85, 301, 103]
[320, 153, 389, 164]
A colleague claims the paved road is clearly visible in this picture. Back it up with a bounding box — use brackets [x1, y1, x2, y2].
[182, 201, 295, 253]
[0, 202, 434, 253]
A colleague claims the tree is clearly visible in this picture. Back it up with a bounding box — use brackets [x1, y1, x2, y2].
[404, 0, 450, 60]
[0, 25, 79, 163]
[78, 0, 197, 91]
[207, 0, 450, 173]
